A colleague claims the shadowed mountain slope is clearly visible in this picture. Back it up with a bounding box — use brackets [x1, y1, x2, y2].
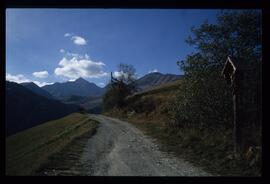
[6, 81, 80, 136]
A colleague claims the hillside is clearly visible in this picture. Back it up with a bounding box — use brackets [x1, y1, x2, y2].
[63, 95, 89, 104]
[41, 73, 181, 100]
[6, 81, 80, 136]
[42, 77, 105, 100]
[105, 79, 181, 123]
[79, 75, 181, 113]
[135, 72, 182, 91]
[52, 73, 182, 113]
[21, 82, 54, 99]
[104, 78, 261, 176]
[130, 79, 181, 99]
[62, 95, 103, 114]
[80, 97, 103, 113]
[6, 113, 98, 175]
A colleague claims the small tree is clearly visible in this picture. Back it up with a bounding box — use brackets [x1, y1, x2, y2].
[114, 63, 137, 93]
[103, 63, 137, 111]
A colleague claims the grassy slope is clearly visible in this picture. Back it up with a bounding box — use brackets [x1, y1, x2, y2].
[130, 79, 181, 98]
[6, 113, 98, 176]
[104, 80, 261, 176]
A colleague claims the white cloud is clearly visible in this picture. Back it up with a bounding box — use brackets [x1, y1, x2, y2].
[71, 36, 87, 45]
[64, 33, 71, 37]
[33, 81, 53, 87]
[33, 71, 49, 78]
[60, 49, 65, 53]
[6, 73, 30, 83]
[64, 33, 87, 45]
[6, 73, 51, 87]
[148, 69, 159, 73]
[54, 55, 108, 80]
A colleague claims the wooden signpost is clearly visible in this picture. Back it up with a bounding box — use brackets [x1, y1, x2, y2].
[222, 56, 262, 157]
[222, 56, 243, 155]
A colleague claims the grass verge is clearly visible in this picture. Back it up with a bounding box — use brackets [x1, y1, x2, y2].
[105, 110, 261, 176]
[6, 112, 98, 176]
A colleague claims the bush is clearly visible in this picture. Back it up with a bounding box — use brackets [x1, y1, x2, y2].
[168, 10, 261, 132]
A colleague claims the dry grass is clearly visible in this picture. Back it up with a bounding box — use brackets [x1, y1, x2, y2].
[106, 110, 261, 176]
[104, 79, 261, 176]
[6, 113, 98, 175]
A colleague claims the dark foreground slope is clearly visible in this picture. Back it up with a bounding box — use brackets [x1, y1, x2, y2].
[6, 113, 98, 175]
[6, 81, 80, 136]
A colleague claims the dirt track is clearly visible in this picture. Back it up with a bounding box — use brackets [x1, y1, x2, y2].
[37, 114, 211, 176]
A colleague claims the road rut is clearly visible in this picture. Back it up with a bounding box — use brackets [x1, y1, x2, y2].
[37, 114, 211, 176]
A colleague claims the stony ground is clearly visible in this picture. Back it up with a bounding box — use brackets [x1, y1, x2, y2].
[36, 114, 211, 176]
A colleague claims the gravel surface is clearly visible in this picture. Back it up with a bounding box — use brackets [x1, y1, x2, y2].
[37, 114, 211, 176]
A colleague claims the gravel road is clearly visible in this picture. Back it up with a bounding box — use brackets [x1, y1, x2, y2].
[37, 114, 211, 176]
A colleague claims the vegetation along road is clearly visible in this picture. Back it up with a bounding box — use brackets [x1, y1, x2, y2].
[37, 114, 211, 176]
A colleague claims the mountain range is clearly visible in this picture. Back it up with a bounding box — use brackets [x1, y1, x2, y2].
[6, 72, 182, 135]
[41, 72, 182, 100]
[21, 82, 54, 99]
[42, 77, 104, 100]
[41, 72, 182, 112]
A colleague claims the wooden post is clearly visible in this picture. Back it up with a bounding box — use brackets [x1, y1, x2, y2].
[232, 70, 242, 155]
[223, 57, 262, 157]
[222, 57, 243, 156]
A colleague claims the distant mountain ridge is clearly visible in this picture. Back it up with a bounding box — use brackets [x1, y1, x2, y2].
[42, 73, 182, 100]
[42, 77, 105, 100]
[6, 81, 79, 136]
[21, 82, 54, 99]
[43, 72, 182, 113]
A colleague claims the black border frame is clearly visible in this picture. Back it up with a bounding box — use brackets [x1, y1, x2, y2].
[3, 0, 269, 9]
[1, 0, 269, 183]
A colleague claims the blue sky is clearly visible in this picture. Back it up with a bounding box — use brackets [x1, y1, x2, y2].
[6, 9, 220, 87]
